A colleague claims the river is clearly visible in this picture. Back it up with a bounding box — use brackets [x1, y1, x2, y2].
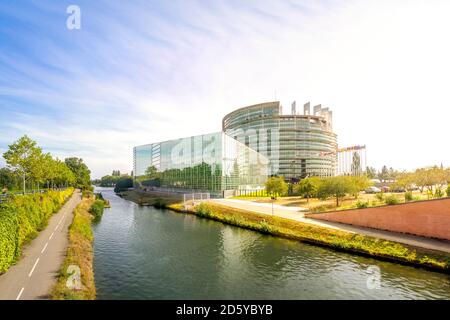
[93, 188, 450, 300]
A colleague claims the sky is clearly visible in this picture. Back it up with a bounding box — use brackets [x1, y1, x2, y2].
[1, 0, 450, 179]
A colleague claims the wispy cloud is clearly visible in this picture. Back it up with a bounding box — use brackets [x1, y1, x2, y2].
[1, 0, 450, 177]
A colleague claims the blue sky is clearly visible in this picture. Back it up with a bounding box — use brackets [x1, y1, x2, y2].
[1, 0, 450, 178]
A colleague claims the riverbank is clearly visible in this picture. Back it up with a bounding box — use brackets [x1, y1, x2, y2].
[121, 190, 450, 273]
[173, 202, 450, 272]
[51, 195, 97, 300]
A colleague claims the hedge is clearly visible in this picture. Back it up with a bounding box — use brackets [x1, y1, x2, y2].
[0, 188, 74, 273]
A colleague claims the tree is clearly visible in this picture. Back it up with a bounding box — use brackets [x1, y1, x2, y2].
[391, 171, 415, 192]
[265, 176, 288, 197]
[99, 175, 120, 187]
[3, 135, 42, 193]
[316, 176, 353, 207]
[112, 170, 121, 176]
[351, 152, 362, 176]
[347, 175, 372, 198]
[0, 167, 19, 191]
[145, 166, 159, 179]
[65, 157, 91, 190]
[378, 165, 389, 182]
[114, 176, 133, 193]
[294, 177, 321, 202]
[365, 167, 378, 179]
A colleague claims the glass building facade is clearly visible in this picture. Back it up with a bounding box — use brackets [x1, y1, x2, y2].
[133, 132, 269, 196]
[222, 101, 337, 179]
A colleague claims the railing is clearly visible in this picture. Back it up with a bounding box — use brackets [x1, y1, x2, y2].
[0, 188, 67, 203]
[183, 193, 210, 210]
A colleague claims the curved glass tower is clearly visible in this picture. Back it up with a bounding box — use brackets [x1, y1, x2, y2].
[222, 101, 337, 179]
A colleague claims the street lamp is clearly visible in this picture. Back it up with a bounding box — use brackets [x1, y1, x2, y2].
[271, 196, 276, 216]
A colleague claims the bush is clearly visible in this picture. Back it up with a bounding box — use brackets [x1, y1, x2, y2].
[89, 200, 105, 221]
[405, 191, 413, 202]
[153, 198, 168, 208]
[258, 220, 272, 234]
[434, 188, 444, 198]
[375, 192, 384, 201]
[356, 201, 369, 209]
[114, 177, 133, 193]
[82, 190, 93, 199]
[447, 185, 450, 197]
[385, 195, 399, 205]
[0, 188, 74, 273]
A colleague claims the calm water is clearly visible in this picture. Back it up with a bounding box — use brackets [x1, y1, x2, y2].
[93, 188, 450, 300]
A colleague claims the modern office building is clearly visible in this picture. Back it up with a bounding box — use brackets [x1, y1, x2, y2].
[133, 132, 269, 197]
[222, 101, 337, 180]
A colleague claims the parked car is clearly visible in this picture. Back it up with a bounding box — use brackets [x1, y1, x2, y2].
[390, 187, 406, 193]
[365, 186, 382, 194]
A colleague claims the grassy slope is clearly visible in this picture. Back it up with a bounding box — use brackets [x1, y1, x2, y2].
[168, 202, 450, 273]
[51, 197, 96, 300]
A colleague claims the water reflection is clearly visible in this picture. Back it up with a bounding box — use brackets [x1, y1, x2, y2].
[93, 188, 450, 300]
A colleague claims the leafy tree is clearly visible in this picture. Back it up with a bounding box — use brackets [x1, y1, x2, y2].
[65, 157, 91, 190]
[347, 175, 372, 198]
[317, 176, 353, 207]
[365, 167, 378, 179]
[0, 167, 19, 191]
[114, 176, 133, 193]
[378, 165, 389, 182]
[99, 175, 120, 187]
[265, 176, 288, 197]
[414, 166, 447, 195]
[3, 135, 42, 193]
[112, 170, 121, 177]
[145, 166, 159, 179]
[351, 152, 362, 176]
[294, 177, 321, 202]
[391, 172, 415, 192]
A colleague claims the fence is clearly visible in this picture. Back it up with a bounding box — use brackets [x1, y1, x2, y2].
[183, 193, 210, 210]
[0, 188, 64, 203]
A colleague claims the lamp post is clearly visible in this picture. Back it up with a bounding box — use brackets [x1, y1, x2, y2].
[271, 196, 275, 216]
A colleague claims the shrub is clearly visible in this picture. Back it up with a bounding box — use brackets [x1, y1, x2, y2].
[89, 200, 105, 221]
[0, 188, 74, 273]
[114, 177, 133, 193]
[258, 220, 272, 234]
[404, 191, 413, 202]
[153, 198, 168, 209]
[434, 188, 444, 198]
[82, 190, 93, 199]
[375, 192, 384, 201]
[385, 195, 399, 205]
[356, 201, 369, 209]
[447, 185, 450, 197]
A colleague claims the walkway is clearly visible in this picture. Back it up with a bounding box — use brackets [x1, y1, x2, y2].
[0, 190, 81, 300]
[210, 198, 450, 254]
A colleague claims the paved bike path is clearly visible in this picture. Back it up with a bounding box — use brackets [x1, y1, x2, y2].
[0, 190, 81, 300]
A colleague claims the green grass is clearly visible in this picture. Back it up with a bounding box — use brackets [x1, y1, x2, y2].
[51, 198, 96, 300]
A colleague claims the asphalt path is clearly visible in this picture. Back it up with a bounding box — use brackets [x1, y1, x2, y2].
[0, 190, 81, 300]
